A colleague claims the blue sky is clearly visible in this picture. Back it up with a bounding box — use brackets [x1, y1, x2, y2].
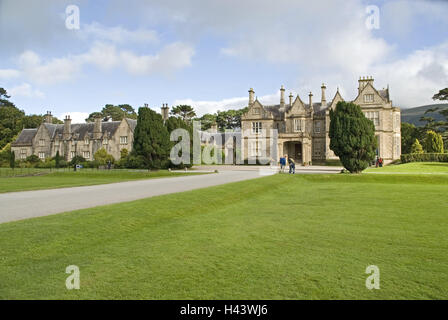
[1, 0, 447, 123]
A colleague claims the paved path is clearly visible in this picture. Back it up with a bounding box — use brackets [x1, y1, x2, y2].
[0, 171, 262, 224]
[0, 166, 341, 224]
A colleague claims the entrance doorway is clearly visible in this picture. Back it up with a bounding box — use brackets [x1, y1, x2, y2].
[283, 141, 302, 163]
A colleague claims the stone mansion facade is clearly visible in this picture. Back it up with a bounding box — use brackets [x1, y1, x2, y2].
[241, 77, 401, 164]
[11, 113, 137, 161]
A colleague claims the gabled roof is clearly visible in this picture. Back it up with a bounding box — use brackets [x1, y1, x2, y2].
[11, 129, 37, 146]
[11, 118, 137, 145]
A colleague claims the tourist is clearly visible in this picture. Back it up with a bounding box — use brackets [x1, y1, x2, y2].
[288, 157, 295, 174]
[280, 155, 286, 172]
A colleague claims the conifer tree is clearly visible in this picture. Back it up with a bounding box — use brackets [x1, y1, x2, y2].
[423, 130, 444, 153]
[133, 107, 171, 169]
[410, 139, 424, 154]
[329, 101, 377, 173]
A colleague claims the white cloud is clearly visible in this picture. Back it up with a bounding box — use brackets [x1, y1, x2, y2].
[57, 112, 89, 124]
[12, 41, 194, 85]
[121, 42, 194, 75]
[17, 50, 84, 85]
[8, 83, 45, 98]
[81, 22, 159, 45]
[0, 68, 21, 79]
[174, 92, 279, 116]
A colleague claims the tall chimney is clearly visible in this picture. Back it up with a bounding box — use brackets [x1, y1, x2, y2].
[248, 88, 255, 106]
[161, 103, 169, 122]
[321, 84, 327, 107]
[93, 116, 102, 139]
[309, 92, 313, 109]
[289, 92, 293, 106]
[280, 85, 285, 106]
[44, 111, 53, 124]
[63, 115, 72, 140]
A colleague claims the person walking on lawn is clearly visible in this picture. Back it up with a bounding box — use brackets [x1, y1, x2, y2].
[288, 157, 295, 174]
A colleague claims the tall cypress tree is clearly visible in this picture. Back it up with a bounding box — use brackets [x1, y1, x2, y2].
[329, 101, 377, 173]
[133, 107, 171, 169]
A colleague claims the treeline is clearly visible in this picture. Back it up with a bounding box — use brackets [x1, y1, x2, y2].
[0, 88, 63, 151]
[401, 88, 448, 155]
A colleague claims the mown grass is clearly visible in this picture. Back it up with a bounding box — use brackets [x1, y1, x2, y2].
[0, 169, 205, 193]
[366, 162, 448, 173]
[0, 164, 446, 299]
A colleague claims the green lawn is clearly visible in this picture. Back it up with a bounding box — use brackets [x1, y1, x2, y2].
[0, 164, 447, 299]
[366, 162, 448, 173]
[0, 169, 205, 193]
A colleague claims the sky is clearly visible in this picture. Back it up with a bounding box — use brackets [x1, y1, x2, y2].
[0, 0, 447, 123]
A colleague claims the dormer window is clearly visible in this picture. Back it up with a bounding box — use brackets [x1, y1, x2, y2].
[84, 138, 89, 145]
[253, 108, 260, 115]
[364, 94, 374, 103]
[39, 139, 45, 146]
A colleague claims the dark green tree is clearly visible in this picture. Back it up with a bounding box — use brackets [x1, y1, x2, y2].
[132, 107, 171, 169]
[0, 88, 25, 150]
[9, 150, 15, 169]
[86, 104, 137, 122]
[329, 101, 377, 173]
[216, 108, 248, 131]
[195, 113, 217, 131]
[401, 122, 420, 154]
[54, 151, 62, 168]
[170, 105, 196, 122]
[432, 88, 448, 101]
[165, 116, 193, 168]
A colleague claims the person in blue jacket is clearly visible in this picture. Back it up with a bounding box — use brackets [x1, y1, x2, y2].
[280, 155, 286, 172]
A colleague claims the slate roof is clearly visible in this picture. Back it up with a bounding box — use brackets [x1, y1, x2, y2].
[11, 118, 137, 146]
[378, 89, 390, 102]
[262, 102, 330, 119]
[11, 129, 37, 146]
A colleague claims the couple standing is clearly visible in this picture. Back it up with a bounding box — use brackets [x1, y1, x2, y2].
[279, 155, 295, 174]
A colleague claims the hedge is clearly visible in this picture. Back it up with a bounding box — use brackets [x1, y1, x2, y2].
[401, 153, 448, 163]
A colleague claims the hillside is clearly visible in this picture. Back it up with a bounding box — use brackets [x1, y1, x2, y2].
[401, 104, 448, 126]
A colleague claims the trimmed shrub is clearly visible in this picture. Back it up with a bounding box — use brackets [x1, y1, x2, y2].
[401, 153, 448, 163]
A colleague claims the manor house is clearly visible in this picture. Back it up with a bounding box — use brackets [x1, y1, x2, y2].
[241, 77, 401, 164]
[11, 113, 137, 161]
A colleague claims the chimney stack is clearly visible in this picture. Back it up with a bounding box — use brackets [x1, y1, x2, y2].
[93, 116, 102, 140]
[280, 85, 285, 106]
[248, 88, 255, 106]
[63, 115, 72, 139]
[161, 103, 170, 122]
[309, 92, 313, 110]
[321, 84, 327, 107]
[44, 111, 53, 124]
[289, 92, 293, 106]
[210, 122, 218, 133]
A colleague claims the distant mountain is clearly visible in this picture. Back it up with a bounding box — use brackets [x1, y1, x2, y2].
[401, 104, 448, 126]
